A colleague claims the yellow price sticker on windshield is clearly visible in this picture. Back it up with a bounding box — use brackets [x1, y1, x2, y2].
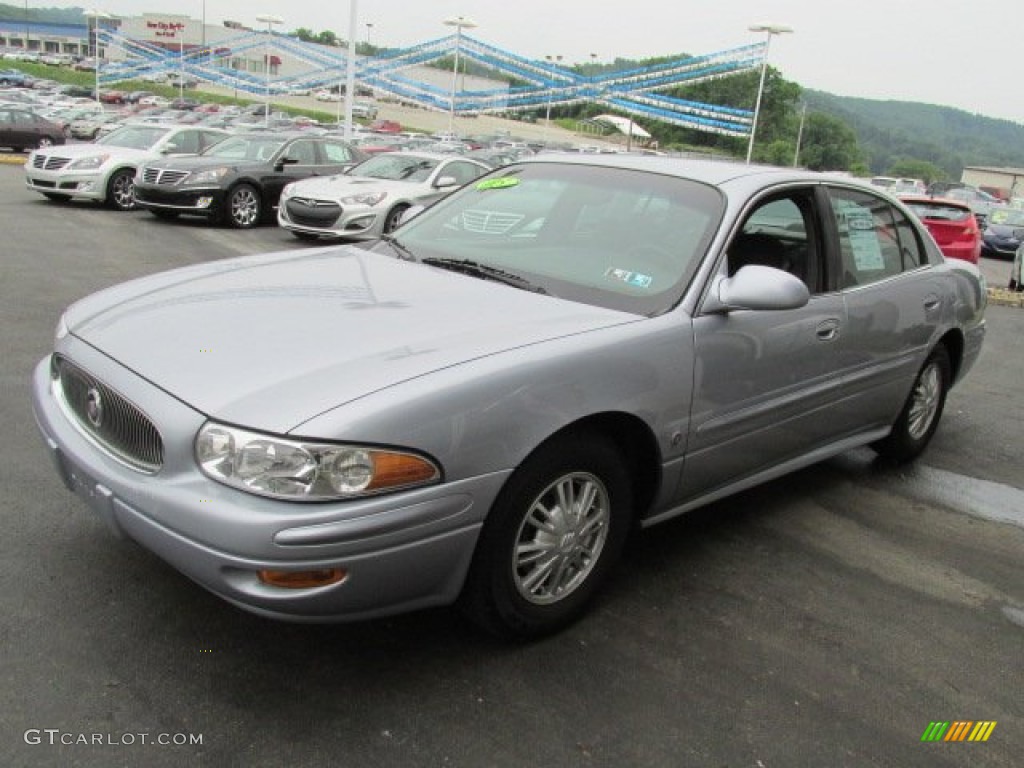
[476, 177, 520, 191]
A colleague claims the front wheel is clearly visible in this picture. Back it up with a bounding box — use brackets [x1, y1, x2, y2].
[460, 433, 632, 639]
[873, 345, 951, 464]
[36, 136, 56, 149]
[224, 183, 261, 228]
[105, 168, 136, 211]
[382, 204, 409, 235]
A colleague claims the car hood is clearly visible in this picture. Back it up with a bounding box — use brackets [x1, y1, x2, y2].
[287, 174, 422, 200]
[63, 246, 637, 433]
[35, 143, 155, 162]
[142, 154, 268, 174]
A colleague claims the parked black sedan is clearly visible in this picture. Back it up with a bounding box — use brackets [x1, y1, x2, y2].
[132, 133, 368, 228]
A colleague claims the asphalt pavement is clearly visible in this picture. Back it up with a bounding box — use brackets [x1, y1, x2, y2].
[0, 161, 1020, 768]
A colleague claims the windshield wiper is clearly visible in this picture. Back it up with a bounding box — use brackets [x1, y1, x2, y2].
[421, 257, 547, 294]
[379, 233, 418, 261]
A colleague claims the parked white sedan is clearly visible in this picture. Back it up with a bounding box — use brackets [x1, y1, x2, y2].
[24, 123, 229, 210]
[278, 151, 490, 240]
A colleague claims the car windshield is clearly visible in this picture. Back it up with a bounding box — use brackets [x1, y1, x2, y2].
[350, 154, 439, 182]
[985, 208, 1024, 226]
[203, 135, 288, 161]
[386, 162, 723, 316]
[97, 125, 170, 149]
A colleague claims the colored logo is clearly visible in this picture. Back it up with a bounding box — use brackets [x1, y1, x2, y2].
[921, 721, 997, 742]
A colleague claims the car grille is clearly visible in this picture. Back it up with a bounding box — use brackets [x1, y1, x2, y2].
[141, 168, 189, 185]
[460, 210, 525, 234]
[52, 355, 164, 473]
[32, 154, 71, 171]
[285, 198, 342, 227]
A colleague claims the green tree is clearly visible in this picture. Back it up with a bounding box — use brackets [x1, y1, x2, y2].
[886, 158, 948, 184]
[797, 113, 862, 171]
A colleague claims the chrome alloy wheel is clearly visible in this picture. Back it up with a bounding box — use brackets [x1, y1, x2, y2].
[512, 471, 610, 605]
[907, 359, 942, 440]
[229, 186, 260, 227]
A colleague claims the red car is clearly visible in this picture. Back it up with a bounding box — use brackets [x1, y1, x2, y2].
[370, 119, 402, 134]
[900, 195, 981, 264]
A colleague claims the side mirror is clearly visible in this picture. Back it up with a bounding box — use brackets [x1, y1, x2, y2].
[434, 175, 458, 189]
[704, 265, 810, 314]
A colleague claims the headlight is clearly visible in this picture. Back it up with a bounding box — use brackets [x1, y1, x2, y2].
[195, 422, 441, 501]
[281, 183, 294, 199]
[185, 167, 230, 185]
[342, 191, 387, 206]
[69, 154, 111, 170]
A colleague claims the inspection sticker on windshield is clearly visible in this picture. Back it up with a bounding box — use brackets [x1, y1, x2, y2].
[476, 177, 520, 191]
[605, 267, 652, 288]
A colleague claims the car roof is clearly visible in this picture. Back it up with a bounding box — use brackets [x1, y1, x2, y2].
[522, 152, 841, 188]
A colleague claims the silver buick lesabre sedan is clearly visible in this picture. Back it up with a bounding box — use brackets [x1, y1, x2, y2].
[31, 155, 987, 638]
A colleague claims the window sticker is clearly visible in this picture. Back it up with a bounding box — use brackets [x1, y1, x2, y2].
[835, 200, 884, 271]
[475, 177, 520, 191]
[605, 267, 653, 289]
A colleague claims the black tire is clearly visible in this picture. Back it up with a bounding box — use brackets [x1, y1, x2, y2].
[36, 136, 56, 149]
[224, 183, 261, 228]
[42, 192, 71, 202]
[873, 345, 951, 464]
[460, 432, 632, 639]
[105, 168, 136, 211]
[382, 204, 409, 235]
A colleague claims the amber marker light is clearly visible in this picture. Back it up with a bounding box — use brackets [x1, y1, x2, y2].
[258, 568, 347, 589]
[366, 451, 440, 490]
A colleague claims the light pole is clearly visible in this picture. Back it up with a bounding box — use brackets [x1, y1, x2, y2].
[255, 13, 284, 127]
[443, 15, 477, 136]
[793, 102, 807, 167]
[745, 22, 792, 165]
[178, 30, 185, 101]
[83, 9, 110, 106]
[543, 54, 562, 142]
[365, 22, 373, 50]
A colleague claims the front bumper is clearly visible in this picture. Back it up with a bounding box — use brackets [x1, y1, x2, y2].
[278, 196, 382, 240]
[25, 166, 108, 202]
[133, 183, 224, 216]
[31, 344, 501, 622]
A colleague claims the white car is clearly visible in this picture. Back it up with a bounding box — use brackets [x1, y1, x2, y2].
[315, 90, 342, 102]
[25, 123, 229, 210]
[278, 151, 489, 240]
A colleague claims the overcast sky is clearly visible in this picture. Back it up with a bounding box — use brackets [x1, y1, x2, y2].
[78, 0, 1024, 124]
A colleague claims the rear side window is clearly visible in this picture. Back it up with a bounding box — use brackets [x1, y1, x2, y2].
[828, 187, 927, 287]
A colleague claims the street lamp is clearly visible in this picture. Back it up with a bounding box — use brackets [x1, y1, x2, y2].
[543, 54, 562, 142]
[365, 22, 373, 49]
[83, 9, 111, 106]
[255, 13, 284, 127]
[443, 15, 477, 136]
[745, 22, 792, 164]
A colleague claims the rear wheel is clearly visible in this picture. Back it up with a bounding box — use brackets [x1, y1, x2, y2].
[460, 432, 632, 638]
[35, 136, 56, 149]
[873, 346, 951, 463]
[105, 168, 136, 211]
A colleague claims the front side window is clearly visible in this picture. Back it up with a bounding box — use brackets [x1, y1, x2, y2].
[827, 187, 926, 288]
[728, 192, 822, 292]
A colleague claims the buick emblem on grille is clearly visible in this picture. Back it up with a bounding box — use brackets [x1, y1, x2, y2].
[85, 387, 104, 429]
